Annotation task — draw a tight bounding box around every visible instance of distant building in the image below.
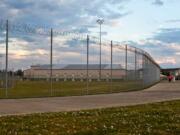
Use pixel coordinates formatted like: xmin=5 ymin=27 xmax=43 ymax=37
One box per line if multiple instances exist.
xmin=161 ymin=68 xmax=180 ymax=80
xmin=23 ymin=64 xmax=126 ymax=80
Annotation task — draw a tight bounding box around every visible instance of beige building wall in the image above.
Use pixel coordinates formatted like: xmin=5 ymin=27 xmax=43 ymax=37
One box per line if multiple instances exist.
xmin=24 ymin=69 xmax=126 ymax=79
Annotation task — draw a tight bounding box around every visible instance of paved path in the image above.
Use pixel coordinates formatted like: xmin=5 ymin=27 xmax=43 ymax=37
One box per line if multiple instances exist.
xmin=0 ymin=81 xmax=180 ymax=116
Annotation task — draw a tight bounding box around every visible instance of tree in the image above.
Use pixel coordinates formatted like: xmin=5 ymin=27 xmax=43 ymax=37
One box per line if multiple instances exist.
xmin=15 ymin=69 xmax=23 ymax=77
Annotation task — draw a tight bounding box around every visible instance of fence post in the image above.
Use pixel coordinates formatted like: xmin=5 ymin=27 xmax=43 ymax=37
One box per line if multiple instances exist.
xmin=125 ymin=45 xmax=127 ymax=81
xmin=50 ymin=28 xmax=53 ymax=96
xmin=135 ymin=47 xmax=137 ymax=80
xmin=86 ymin=35 xmax=89 ymax=95
xmin=99 ymin=25 xmax=102 ymax=81
xmin=12 ymin=68 xmax=14 ymax=88
xmin=110 ymin=41 xmax=113 ymax=92
xmin=5 ymin=20 xmax=8 ymax=98
xmin=142 ymin=54 xmax=145 ymax=88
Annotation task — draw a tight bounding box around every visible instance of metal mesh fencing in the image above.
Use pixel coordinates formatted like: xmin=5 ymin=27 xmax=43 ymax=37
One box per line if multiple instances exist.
xmin=0 ymin=20 xmax=160 ymax=98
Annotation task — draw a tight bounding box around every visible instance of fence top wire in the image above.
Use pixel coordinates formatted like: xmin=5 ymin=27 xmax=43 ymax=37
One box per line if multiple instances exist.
xmin=0 ymin=19 xmax=160 ymax=69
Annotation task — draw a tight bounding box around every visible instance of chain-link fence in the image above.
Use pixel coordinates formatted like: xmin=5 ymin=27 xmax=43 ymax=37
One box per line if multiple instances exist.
xmin=0 ymin=20 xmax=160 ymax=98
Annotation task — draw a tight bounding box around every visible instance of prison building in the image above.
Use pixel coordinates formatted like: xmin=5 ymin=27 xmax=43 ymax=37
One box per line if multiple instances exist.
xmin=23 ymin=64 xmax=126 ymax=80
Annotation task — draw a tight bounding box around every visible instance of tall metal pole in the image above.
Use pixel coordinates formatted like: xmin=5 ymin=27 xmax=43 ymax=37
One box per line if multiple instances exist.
xmin=50 ymin=28 xmax=53 ymax=96
xmin=99 ymin=24 xmax=101 ymax=80
xmin=5 ymin=20 xmax=8 ymax=98
xmin=86 ymin=35 xmax=89 ymax=94
xmin=142 ymin=54 xmax=145 ymax=88
xmin=110 ymin=41 xmax=113 ymax=92
xmin=97 ymin=19 xmax=104 ymax=81
xmin=135 ymin=47 xmax=137 ymax=80
xmin=125 ymin=45 xmax=127 ymax=81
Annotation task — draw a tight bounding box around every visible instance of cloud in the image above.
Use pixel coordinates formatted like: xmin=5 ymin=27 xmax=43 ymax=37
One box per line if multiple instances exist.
xmin=156 ymin=57 xmax=176 ymax=64
xmin=166 ymin=19 xmax=180 ymax=23
xmin=0 ymin=0 xmax=130 ymax=29
xmin=152 ymin=0 xmax=164 ymax=6
xmin=124 ymin=31 xmax=180 ymax=68
xmin=152 ymin=28 xmax=180 ymax=43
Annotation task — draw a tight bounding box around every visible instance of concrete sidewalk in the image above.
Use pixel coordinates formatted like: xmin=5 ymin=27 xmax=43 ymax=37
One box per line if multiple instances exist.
xmin=0 ymin=81 xmax=180 ymax=116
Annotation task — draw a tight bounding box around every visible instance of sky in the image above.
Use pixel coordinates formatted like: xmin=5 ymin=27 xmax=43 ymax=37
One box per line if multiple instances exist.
xmin=0 ymin=0 xmax=180 ymax=69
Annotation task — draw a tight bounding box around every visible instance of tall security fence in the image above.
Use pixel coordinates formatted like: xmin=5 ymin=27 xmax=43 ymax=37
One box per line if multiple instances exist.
xmin=0 ymin=20 xmax=160 ymax=98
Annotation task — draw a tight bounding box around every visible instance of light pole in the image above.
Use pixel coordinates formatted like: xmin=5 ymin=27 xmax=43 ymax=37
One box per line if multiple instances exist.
xmin=96 ymin=18 xmax=104 ymax=80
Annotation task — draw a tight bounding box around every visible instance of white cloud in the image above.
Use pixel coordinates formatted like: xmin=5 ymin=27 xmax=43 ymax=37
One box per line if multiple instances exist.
xmin=156 ymin=57 xmax=176 ymax=65
xmin=169 ymin=43 xmax=180 ymax=51
xmin=175 ymin=52 xmax=180 ymax=55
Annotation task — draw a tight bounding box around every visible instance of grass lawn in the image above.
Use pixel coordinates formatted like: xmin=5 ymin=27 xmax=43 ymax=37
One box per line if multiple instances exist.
xmin=0 ymin=100 xmax=179 ymax=135
xmin=0 ymin=80 xmax=143 ymax=98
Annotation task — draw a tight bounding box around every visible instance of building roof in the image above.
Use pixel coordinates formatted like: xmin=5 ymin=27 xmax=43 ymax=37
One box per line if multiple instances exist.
xmin=162 ymin=68 xmax=180 ymax=71
xmin=31 ymin=64 xmax=123 ymax=70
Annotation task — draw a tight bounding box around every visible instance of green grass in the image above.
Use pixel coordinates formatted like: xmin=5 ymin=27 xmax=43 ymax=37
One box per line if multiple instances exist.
xmin=0 ymin=100 xmax=180 ymax=135
xmin=0 ymin=80 xmax=143 ymax=99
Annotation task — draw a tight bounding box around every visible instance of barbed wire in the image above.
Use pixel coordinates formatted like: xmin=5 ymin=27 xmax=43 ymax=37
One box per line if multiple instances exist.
xmin=0 ymin=19 xmax=88 ymax=39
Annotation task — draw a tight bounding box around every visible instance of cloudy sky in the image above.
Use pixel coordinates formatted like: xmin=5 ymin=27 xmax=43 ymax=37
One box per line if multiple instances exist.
xmin=0 ymin=0 xmax=180 ymax=69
